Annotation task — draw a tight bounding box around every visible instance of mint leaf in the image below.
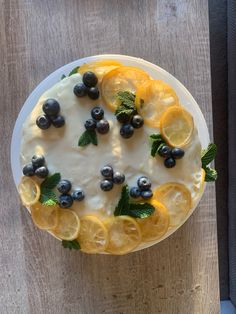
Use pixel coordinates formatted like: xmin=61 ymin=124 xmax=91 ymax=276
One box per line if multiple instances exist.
xmin=62 ymin=239 xmax=81 ymax=250
xmin=149 ymin=133 xmax=165 ymax=157
xmin=115 ymin=91 xmax=137 ymax=120
xmin=61 ymin=74 xmax=66 ymax=80
xmin=117 ymin=91 xmax=135 ymax=107
xmin=201 ymin=143 xmax=217 ymax=168
xmin=129 ymin=203 xmax=155 ymax=218
xmin=78 ymin=130 xmax=98 ymax=147
xmin=68 ymin=66 xmax=80 ymax=76
xmin=114 ymin=185 xmax=130 ymax=216
xmin=41 ymin=173 xmax=61 ymax=190
xmin=40 ymin=189 xmax=58 ymax=205
xmin=204 ymin=166 xmax=218 ymax=182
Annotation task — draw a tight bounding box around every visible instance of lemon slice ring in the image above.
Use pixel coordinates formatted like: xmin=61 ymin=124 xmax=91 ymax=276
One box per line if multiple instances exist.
xmin=77 ymin=215 xmax=108 ymax=253
xmin=104 ymin=216 xmax=141 ymax=255
xmin=101 ymin=66 xmax=150 ymax=111
xmin=30 ymin=202 xmax=59 ymax=230
xmin=135 ymin=80 xmax=179 ymax=128
xmin=153 ymin=182 xmax=192 ymax=227
xmin=160 ymin=106 xmax=194 ymax=147
xmin=18 ymin=177 xmax=40 ymax=206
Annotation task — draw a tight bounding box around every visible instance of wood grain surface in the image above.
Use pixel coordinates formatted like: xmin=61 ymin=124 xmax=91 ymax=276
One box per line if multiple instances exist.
xmin=0 ymin=0 xmax=219 ymax=313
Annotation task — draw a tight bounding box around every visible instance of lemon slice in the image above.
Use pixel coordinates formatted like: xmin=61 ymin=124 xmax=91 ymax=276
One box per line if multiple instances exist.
xmin=101 ymin=66 xmax=150 ymax=111
xmin=51 ymin=209 xmax=80 ymax=241
xmin=191 ymin=168 xmax=206 ymax=206
xmin=77 ymin=215 xmax=108 ymax=253
xmin=104 ymin=216 xmax=141 ymax=255
xmin=135 ymin=80 xmax=179 ymax=128
xmin=30 ymin=202 xmax=59 ymax=230
xmin=137 ymin=200 xmax=169 ymax=242
xmin=78 ymin=60 xmax=122 ymax=82
xmin=153 ymin=183 xmax=192 ymax=227
xmin=160 ymin=106 xmax=194 ymax=147
xmin=18 ymin=177 xmax=40 ymax=206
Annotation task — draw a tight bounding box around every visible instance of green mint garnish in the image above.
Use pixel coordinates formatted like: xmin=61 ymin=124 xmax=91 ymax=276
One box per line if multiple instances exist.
xmin=114 ymin=185 xmax=155 ymax=219
xmin=149 ymin=133 xmax=166 ymax=157
xmin=201 ymin=143 xmax=217 ymax=182
xmin=78 ymin=129 xmax=98 ymax=147
xmin=62 ymin=239 xmax=81 ymax=250
xmin=115 ymin=91 xmax=137 ymax=121
xmin=68 ymin=66 xmax=80 ymax=76
xmin=61 ymin=74 xmax=66 ymax=80
xmin=39 ymin=173 xmax=61 ymax=206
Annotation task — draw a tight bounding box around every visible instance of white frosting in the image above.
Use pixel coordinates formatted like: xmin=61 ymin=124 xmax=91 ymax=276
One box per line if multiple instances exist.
xmin=20 ymin=74 xmax=202 ymax=221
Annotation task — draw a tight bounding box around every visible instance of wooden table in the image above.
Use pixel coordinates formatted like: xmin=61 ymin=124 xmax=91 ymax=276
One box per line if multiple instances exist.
xmin=0 ymin=1 xmax=220 ymax=313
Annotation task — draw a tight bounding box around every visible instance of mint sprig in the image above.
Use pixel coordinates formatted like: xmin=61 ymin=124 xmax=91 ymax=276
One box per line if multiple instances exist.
xmin=39 ymin=173 xmax=61 ymax=206
xmin=115 ymin=91 xmax=137 ymax=121
xmin=114 ymin=185 xmax=155 ymax=219
xmin=201 ymin=143 xmax=217 ymax=182
xmin=149 ymin=133 xmax=166 ymax=157
xmin=62 ymin=240 xmax=81 ymax=250
xmin=68 ymin=66 xmax=80 ymax=76
xmin=78 ymin=129 xmax=98 ymax=147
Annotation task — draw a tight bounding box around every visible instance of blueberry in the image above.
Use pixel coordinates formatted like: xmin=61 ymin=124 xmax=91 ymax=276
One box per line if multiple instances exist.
xmin=120 ymin=124 xmax=134 ymax=139
xmin=130 ymin=187 xmax=141 ymax=199
xmin=91 ymin=106 xmax=104 ymax=120
xmin=116 ymin=113 xmax=130 ymax=124
xmin=131 ymin=115 xmax=144 ymax=129
xmin=84 ymin=119 xmax=96 ymax=131
xmin=158 ymin=145 xmax=171 ymax=158
xmin=137 ymin=176 xmax=152 ymax=191
xmin=88 ymin=87 xmax=99 ymax=100
xmin=72 ymin=188 xmax=85 ymax=201
xmin=141 ymin=189 xmax=153 ymax=199
xmin=171 ymin=147 xmax=185 ymax=159
xmin=42 ymin=99 xmax=60 ymax=116
xmin=51 ymin=115 xmax=65 ymax=128
xmin=57 ymin=179 xmax=72 ymax=194
xmin=31 ymin=155 xmax=45 ymax=168
xmin=36 ymin=115 xmax=51 ymax=130
xmin=101 ymin=165 xmax=113 ymax=178
xmin=35 ymin=166 xmax=49 ymax=178
xmin=113 ymin=172 xmax=125 ymax=184
xmin=96 ymin=119 xmax=110 ymax=134
xmin=59 ymin=194 xmax=73 ymax=208
xmin=100 ymin=179 xmax=113 ymax=191
xmin=83 ymin=71 xmax=98 ymax=87
xmin=73 ymin=83 xmax=88 ymax=97
xmin=164 ymin=157 xmax=176 ymax=168
xmin=22 ymin=164 xmax=35 ymax=176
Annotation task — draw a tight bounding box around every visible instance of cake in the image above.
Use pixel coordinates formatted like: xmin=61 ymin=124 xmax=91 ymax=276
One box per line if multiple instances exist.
xmin=17 ymin=57 xmax=217 ymax=255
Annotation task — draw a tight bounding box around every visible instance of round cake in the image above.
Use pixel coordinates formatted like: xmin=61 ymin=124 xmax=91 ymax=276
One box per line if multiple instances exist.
xmin=14 ymin=55 xmax=217 ymax=255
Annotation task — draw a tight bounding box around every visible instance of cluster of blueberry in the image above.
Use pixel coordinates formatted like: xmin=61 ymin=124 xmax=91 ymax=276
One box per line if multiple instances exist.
xmin=84 ymin=106 xmax=110 ymax=134
xmin=158 ymin=145 xmax=185 ymax=168
xmin=23 ymin=155 xmax=49 ymax=178
xmin=100 ymin=165 xmax=125 ymax=191
xmin=130 ymin=176 xmax=153 ymax=200
xmin=117 ymin=113 xmax=144 ymax=139
xmin=74 ymin=71 xmax=99 ymax=100
xmin=36 ymin=99 xmax=65 ymax=130
xmin=57 ymin=179 xmax=85 ymax=208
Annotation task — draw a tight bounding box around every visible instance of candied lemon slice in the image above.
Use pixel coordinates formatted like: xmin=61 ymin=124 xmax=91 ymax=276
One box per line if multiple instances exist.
xmin=137 ymin=200 xmax=169 ymax=242
xmin=18 ymin=177 xmax=40 ymax=206
xmin=160 ymin=106 xmax=194 ymax=147
xmin=77 ymin=215 xmax=108 ymax=253
xmin=191 ymin=168 xmax=206 ymax=206
xmin=101 ymin=66 xmax=150 ymax=111
xmin=30 ymin=202 xmax=59 ymax=230
xmin=135 ymin=80 xmax=179 ymax=128
xmin=51 ymin=209 xmax=80 ymax=241
xmin=153 ymin=183 xmax=192 ymax=227
xmin=78 ymin=60 xmax=122 ymax=82
xmin=104 ymin=216 xmax=141 ymax=255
